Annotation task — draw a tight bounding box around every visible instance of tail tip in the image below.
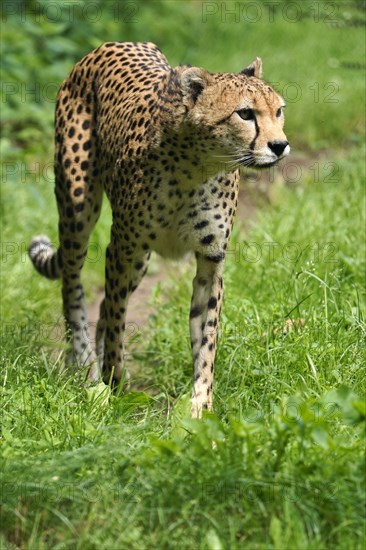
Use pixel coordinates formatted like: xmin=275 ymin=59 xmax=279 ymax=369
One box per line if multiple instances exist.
xmin=28 ymin=235 xmax=53 ymax=261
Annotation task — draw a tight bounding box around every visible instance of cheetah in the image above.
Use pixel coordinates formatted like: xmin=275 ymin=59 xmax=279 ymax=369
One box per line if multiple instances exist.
xmin=29 ymin=42 xmax=290 ymax=418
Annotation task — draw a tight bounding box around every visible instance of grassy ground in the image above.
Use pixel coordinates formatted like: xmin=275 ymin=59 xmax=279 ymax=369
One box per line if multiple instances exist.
xmin=1 ymin=1 xmax=365 ymax=549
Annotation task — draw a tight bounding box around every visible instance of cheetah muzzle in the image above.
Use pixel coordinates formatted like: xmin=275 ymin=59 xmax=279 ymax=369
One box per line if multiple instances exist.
xmin=28 ymin=42 xmax=290 ymax=418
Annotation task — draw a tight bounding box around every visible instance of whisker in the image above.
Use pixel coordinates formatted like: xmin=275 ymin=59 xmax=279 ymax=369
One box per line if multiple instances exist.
xmin=209 ymin=150 xmax=256 ymax=171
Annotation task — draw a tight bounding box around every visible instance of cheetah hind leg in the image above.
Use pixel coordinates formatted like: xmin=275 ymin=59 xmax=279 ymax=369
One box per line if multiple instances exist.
xmin=62 ymin=273 xmax=100 ymax=384
xmin=28 ymin=234 xmax=100 ymax=382
xmin=58 ymin=215 xmax=103 ymax=383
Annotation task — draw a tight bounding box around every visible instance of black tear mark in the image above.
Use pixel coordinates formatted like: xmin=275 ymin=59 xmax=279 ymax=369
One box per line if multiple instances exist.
xmin=249 ymin=117 xmax=260 ymax=151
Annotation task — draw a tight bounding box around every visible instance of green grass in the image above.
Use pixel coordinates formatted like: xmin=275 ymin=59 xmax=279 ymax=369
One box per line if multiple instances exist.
xmin=1 ymin=1 xmax=366 ymax=548
xmin=1 ymin=149 xmax=365 ymax=549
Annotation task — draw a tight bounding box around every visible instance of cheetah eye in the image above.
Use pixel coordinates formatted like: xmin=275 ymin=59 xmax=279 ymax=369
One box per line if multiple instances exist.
xmin=276 ymin=108 xmax=283 ymax=118
xmin=237 ymin=108 xmax=255 ymax=121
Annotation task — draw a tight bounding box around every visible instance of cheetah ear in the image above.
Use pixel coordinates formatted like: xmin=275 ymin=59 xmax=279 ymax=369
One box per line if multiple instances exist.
xmin=181 ymin=67 xmax=213 ymax=104
xmin=241 ymin=57 xmax=263 ymax=78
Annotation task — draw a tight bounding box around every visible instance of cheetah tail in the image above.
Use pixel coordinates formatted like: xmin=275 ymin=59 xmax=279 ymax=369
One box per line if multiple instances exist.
xmin=28 ymin=235 xmax=62 ymax=280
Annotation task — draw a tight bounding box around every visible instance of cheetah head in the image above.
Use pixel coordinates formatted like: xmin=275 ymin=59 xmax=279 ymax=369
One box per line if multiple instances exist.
xmin=180 ymin=58 xmax=290 ymax=169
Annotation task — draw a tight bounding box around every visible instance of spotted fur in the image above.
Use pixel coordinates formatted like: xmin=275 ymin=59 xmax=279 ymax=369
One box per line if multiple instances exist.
xmin=29 ymin=42 xmax=289 ymax=417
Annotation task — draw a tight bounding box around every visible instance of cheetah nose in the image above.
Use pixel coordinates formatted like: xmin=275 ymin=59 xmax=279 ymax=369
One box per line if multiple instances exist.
xmin=268 ymin=140 xmax=289 ymax=157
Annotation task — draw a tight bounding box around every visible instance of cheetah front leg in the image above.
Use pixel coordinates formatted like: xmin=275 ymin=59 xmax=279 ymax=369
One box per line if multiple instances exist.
xmin=102 ymin=230 xmax=150 ymax=386
xmin=96 ymin=298 xmax=106 ymax=371
xmin=190 ymin=254 xmax=224 ymax=418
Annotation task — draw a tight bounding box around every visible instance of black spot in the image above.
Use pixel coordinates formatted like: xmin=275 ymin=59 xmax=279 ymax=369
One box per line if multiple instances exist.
xmin=208 ymin=297 xmax=217 ymax=309
xmin=207 ymin=253 xmax=224 ymax=263
xmin=190 ymin=305 xmax=203 ymax=318
xmin=73 ymin=187 xmax=83 ymax=197
xmin=194 ymin=220 xmax=209 ymax=230
xmin=200 ymin=234 xmax=214 ymax=245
